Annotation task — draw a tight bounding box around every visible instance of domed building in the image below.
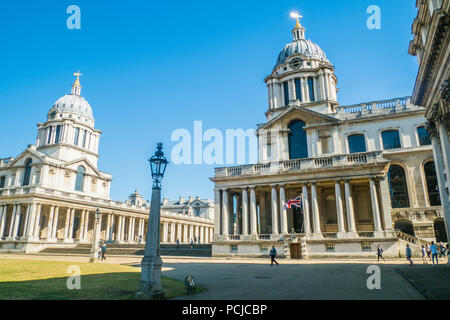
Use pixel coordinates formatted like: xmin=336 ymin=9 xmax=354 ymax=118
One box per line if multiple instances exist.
xmin=211 ymin=18 xmax=445 ymax=259
xmin=0 ymin=74 xmax=214 ymax=253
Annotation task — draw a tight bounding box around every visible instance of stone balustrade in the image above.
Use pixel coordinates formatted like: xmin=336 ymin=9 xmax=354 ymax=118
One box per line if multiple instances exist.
xmin=214 ymin=151 xmax=385 ymax=178
xmin=335 ymin=96 xmax=412 ymax=120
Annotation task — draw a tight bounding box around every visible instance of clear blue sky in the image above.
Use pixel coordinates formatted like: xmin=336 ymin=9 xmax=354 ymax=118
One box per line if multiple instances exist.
xmin=0 ymin=1 xmax=418 ymax=202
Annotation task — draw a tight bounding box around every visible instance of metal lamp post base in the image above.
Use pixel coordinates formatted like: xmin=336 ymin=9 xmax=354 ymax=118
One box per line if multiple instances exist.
xmin=136 ymin=255 xmax=165 ymax=300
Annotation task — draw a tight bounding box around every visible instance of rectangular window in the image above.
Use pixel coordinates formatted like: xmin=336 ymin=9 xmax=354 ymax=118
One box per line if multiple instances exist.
xmin=325 ymin=243 xmax=335 ymax=252
xmin=295 ymin=78 xmax=302 ymax=101
xmin=417 ymin=126 xmax=431 ymax=146
xmin=0 ymin=176 xmax=5 ymax=189
xmin=47 ymin=127 xmax=53 ymax=144
xmin=260 ymin=244 xmax=268 ymax=253
xmin=54 ymin=125 xmax=61 ymax=144
xmin=308 ymin=77 xmax=315 ymax=102
xmin=231 ymin=244 xmax=238 ymax=252
xmin=82 ymin=130 xmax=87 ymax=148
xmin=382 ymin=130 xmax=401 ymax=150
xmin=362 ymin=242 xmax=372 ymax=252
xmin=283 ymin=81 xmax=289 ymax=106
xmin=348 ymin=134 xmax=367 ymax=153
xmin=74 ymin=128 xmax=80 ymax=146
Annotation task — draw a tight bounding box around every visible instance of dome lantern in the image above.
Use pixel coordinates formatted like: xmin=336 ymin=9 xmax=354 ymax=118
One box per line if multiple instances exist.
xmin=71 ymin=71 xmax=83 ymax=95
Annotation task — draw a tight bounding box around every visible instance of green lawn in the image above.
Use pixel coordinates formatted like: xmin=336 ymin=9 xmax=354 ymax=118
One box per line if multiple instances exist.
xmin=0 ymin=259 xmax=191 ymax=300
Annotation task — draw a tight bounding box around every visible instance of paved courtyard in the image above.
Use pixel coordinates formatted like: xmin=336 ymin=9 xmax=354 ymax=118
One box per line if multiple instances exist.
xmin=1 ymin=254 xmax=448 ymax=300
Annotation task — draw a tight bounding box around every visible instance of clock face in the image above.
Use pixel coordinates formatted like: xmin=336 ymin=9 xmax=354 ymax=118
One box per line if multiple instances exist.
xmin=50 ymin=111 xmax=57 ymax=119
xmin=289 ymin=57 xmax=303 ymax=70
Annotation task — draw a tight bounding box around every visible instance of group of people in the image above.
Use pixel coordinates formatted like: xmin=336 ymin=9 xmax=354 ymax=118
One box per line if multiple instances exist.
xmin=377 ymin=241 xmax=448 ymax=265
xmin=419 ymin=241 xmax=448 ymax=265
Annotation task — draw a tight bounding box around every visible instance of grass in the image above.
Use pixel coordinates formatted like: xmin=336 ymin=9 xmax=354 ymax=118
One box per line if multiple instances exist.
xmin=0 ymin=259 xmax=195 ymax=300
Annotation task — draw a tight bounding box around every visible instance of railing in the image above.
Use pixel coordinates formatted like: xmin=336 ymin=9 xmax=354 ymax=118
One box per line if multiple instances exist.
xmin=227 ymin=235 xmax=241 ymax=240
xmin=395 ymin=230 xmax=430 ymax=247
xmin=257 ymin=234 xmax=271 ymax=240
xmin=358 ymin=232 xmax=375 ymax=238
xmin=215 ymin=151 xmax=385 ymax=178
xmin=322 ymin=232 xmax=338 ymax=239
xmin=335 ymin=97 xmax=413 ymax=119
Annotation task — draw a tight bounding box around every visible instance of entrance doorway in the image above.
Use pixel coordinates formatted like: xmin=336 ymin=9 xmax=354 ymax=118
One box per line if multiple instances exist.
xmin=290 ymin=243 xmax=302 ymax=259
xmin=293 ymin=207 xmax=304 ymax=233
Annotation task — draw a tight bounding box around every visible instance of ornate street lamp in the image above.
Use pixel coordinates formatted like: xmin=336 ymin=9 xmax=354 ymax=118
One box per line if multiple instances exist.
xmin=89 ymin=208 xmax=102 ymax=263
xmin=136 ymin=143 xmax=168 ymax=299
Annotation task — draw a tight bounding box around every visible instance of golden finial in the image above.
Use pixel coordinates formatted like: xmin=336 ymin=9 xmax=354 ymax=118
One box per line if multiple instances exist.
xmin=290 ymin=12 xmax=302 ymax=28
xmin=73 ymin=71 xmax=83 ymax=85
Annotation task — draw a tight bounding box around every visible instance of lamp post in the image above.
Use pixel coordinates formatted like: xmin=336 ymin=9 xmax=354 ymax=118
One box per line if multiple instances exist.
xmin=136 ymin=143 xmax=168 ymax=299
xmin=89 ymin=208 xmax=102 ymax=263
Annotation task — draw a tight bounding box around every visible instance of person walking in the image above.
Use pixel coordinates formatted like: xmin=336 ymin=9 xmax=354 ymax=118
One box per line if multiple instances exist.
xmin=406 ymin=244 xmax=413 ymax=265
xmin=269 ymin=246 xmax=279 ymax=266
xmin=430 ymin=241 xmax=439 ymax=265
xmin=101 ymin=243 xmax=107 ymax=261
xmin=176 ymin=239 xmax=180 ymax=250
xmin=426 ymin=244 xmax=431 ymax=261
xmin=376 ymin=245 xmax=385 ymax=262
xmin=421 ymin=245 xmax=427 ymax=264
xmin=190 ymin=238 xmax=194 ymax=248
xmin=439 ymin=242 xmax=446 ymax=258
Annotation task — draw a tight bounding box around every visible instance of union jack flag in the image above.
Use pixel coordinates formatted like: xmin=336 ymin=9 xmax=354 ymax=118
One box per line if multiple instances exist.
xmin=283 ymin=194 xmax=303 ymax=212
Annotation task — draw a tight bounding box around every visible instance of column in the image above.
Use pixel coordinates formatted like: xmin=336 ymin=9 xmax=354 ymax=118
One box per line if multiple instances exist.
xmin=302 ymin=184 xmax=311 ymax=235
xmin=200 ymin=226 xmax=204 ymax=243
xmin=430 ymin=134 xmax=450 ymax=244
xmin=63 ymin=208 xmax=71 ymax=241
xmin=51 ymin=206 xmax=59 ymax=240
xmin=79 ymin=210 xmax=86 ymax=240
xmin=183 ymin=224 xmax=188 ymax=243
xmin=0 ymin=205 xmax=6 ymax=239
xmin=131 ymin=217 xmax=136 ymax=242
xmin=249 ymin=187 xmax=257 ymax=235
xmin=301 ymin=77 xmax=308 ymax=103
xmin=335 ymin=181 xmax=346 ymax=237
xmin=46 ymin=206 xmax=55 ymax=241
xmin=438 ymin=122 xmax=450 ymax=198
xmin=214 ymin=189 xmax=221 ymax=237
xmin=12 ymin=205 xmax=22 ymax=238
xmin=25 ymin=203 xmax=37 ymax=239
xmin=344 ymin=180 xmax=358 ymax=236
xmin=222 ymin=189 xmax=229 ymax=235
xmin=106 ymin=214 xmax=111 ymax=241
xmin=83 ymin=211 xmax=90 ymax=241
xmin=241 ymin=188 xmax=249 ymax=235
xmin=177 ymin=223 xmax=182 ymax=243
xmin=311 ymin=183 xmax=322 ymax=238
xmin=8 ymin=205 xmax=17 ymax=239
xmin=369 ymin=178 xmax=384 ymax=237
xmin=271 ymin=185 xmax=279 ymax=235
xmin=128 ymin=217 xmax=133 ymax=242
xmin=117 ymin=215 xmax=123 ymax=242
xmin=379 ymin=176 xmax=394 ymax=237
xmin=22 ymin=204 xmax=31 ymax=239
xmin=163 ymin=221 xmax=168 ymax=243
xmin=33 ymin=204 xmax=42 ymax=240
xmin=68 ymin=208 xmax=75 ymax=240
xmin=279 ymin=185 xmax=288 ymax=234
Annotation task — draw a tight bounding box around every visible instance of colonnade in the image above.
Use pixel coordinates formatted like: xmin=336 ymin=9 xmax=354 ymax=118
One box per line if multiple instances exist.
xmin=160 ymin=220 xmax=213 ymax=244
xmin=215 ymin=176 xmax=394 ymax=239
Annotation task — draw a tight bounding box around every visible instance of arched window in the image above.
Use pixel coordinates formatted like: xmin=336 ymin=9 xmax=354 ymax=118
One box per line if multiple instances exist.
xmin=382 ymin=130 xmax=401 ymax=150
xmin=75 ymin=166 xmax=85 ymax=192
xmin=54 ymin=125 xmax=62 ymax=144
xmin=22 ymin=158 xmax=32 ymax=186
xmin=388 ymin=165 xmax=410 ymax=208
xmin=424 ymin=161 xmax=441 ymax=206
xmin=288 ymin=120 xmax=308 ymax=159
xmin=417 ymin=126 xmax=431 ymax=146
xmin=348 ymin=134 xmax=366 ymax=153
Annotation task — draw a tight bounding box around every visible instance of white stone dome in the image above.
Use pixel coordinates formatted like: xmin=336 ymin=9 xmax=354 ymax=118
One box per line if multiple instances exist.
xmin=275 ymin=39 xmax=329 ymax=68
xmin=52 ymin=94 xmax=93 ymax=120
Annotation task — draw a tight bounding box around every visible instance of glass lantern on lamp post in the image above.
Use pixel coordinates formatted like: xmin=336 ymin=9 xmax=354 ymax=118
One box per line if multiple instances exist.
xmin=136 ymin=143 xmax=168 ymax=299
xmin=89 ymin=208 xmax=101 ymax=263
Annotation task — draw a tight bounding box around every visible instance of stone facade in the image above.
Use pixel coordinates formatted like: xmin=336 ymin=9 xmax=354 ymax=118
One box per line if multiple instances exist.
xmin=210 ymin=18 xmax=445 ymax=259
xmin=0 ymin=75 xmax=213 ymax=253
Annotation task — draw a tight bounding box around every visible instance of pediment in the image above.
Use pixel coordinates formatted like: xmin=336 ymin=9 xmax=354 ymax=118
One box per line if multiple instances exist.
xmin=259 ymin=106 xmax=338 ymax=131
xmin=62 ymin=158 xmax=102 ymax=176
xmin=6 ymin=148 xmax=46 ymax=167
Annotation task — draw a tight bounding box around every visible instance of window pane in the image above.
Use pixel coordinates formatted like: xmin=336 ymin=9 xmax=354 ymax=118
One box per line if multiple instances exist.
xmin=424 ymin=161 xmax=441 ymax=206
xmin=348 ymin=134 xmax=366 ymax=153
xmin=388 ymin=165 xmax=410 ymax=208
xmin=74 ymin=128 xmax=80 ymax=146
xmin=417 ymin=126 xmax=431 ymax=146
xmin=47 ymin=127 xmax=53 ymax=144
xmin=307 ymin=77 xmax=315 ymax=102
xmin=283 ymin=81 xmax=289 ymax=106
xmin=295 ymin=78 xmax=302 ymax=101
xmin=0 ymin=176 xmax=5 ymax=189
xmin=55 ymin=125 xmax=61 ymax=144
xmin=82 ymin=130 xmax=87 ymax=148
xmin=382 ymin=130 xmax=401 ymax=150
xmin=288 ymin=120 xmax=308 ymax=159
xmin=22 ymin=158 xmax=32 ymax=186
xmin=75 ymin=166 xmax=85 ymax=191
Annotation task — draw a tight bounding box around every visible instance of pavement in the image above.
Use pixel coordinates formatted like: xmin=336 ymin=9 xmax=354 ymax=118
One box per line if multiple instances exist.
xmin=1 ymin=254 xmax=448 ymax=300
